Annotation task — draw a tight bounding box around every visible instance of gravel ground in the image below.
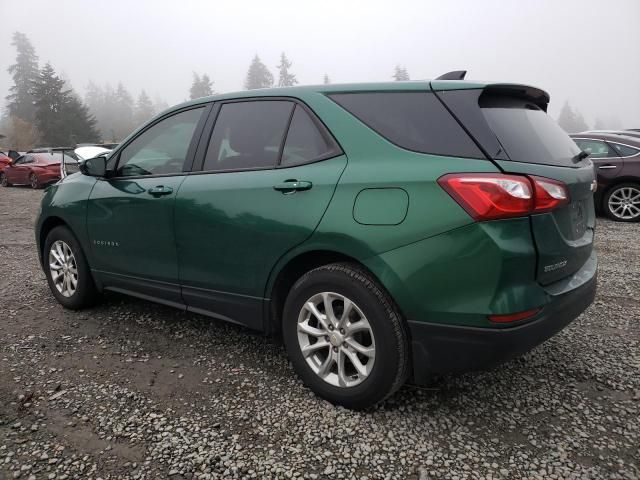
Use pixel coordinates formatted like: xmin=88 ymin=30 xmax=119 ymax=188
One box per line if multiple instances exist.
xmin=0 ymin=186 xmax=638 ymax=480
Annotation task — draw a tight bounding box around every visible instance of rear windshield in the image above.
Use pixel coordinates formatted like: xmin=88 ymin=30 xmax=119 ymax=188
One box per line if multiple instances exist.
xmin=480 ymin=94 xmax=581 ymax=166
xmin=329 ymin=92 xmax=484 ymax=159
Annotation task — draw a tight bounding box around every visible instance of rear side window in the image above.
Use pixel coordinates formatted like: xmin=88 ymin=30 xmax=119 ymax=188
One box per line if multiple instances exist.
xmin=203 ymin=101 xmax=293 ymax=172
xmin=611 ymin=143 xmax=640 ymax=157
xmin=281 ymin=105 xmax=339 ymax=166
xmin=329 ymin=92 xmax=483 ymax=158
xmin=480 ymin=94 xmax=581 ymax=166
xmin=572 ymin=138 xmax=617 ymax=158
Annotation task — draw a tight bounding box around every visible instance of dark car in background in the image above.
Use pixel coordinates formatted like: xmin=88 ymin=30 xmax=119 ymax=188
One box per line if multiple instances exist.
xmin=580 ymin=130 xmax=640 ymax=140
xmin=571 ymin=133 xmax=640 ymax=221
xmin=1 ymin=152 xmax=67 ymax=188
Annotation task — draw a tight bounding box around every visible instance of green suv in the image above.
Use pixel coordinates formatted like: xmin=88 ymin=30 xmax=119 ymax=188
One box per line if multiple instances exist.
xmin=36 ymin=77 xmax=597 ymax=409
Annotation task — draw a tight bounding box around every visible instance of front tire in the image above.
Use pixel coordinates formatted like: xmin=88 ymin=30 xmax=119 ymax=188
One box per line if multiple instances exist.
xmin=282 ymin=263 xmax=409 ymax=409
xmin=604 ymin=183 xmax=640 ymax=222
xmin=44 ymin=226 xmax=99 ymax=309
xmin=0 ymin=172 xmax=10 ymax=187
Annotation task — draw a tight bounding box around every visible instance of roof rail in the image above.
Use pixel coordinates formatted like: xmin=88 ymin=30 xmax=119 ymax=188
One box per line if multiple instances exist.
xmin=436 ymin=70 xmax=467 ymax=80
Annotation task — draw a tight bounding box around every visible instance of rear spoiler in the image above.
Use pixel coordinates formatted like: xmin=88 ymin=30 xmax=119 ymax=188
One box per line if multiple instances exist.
xmin=482 ymin=84 xmax=550 ymax=112
xmin=436 ymin=70 xmax=467 ymax=81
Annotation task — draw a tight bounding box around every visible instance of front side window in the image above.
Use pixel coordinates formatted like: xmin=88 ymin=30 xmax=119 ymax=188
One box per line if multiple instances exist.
xmin=611 ymin=143 xmax=640 ymax=157
xmin=329 ymin=92 xmax=483 ymax=158
xmin=281 ymin=105 xmax=338 ymax=166
xmin=573 ymin=139 xmax=617 ymax=159
xmin=116 ymin=107 xmax=204 ymax=177
xmin=203 ymin=101 xmax=293 ymax=172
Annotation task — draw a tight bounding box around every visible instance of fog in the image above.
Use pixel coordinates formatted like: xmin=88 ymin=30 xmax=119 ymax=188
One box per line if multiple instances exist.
xmin=1 ymin=0 xmax=639 ymax=127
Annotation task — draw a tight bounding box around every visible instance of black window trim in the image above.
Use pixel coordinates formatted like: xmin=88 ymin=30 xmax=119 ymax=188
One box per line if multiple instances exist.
xmin=326 ymin=90 xmax=486 ymax=160
xmin=106 ymin=103 xmax=212 ymax=181
xmin=609 ymin=141 xmax=640 ymax=159
xmin=191 ymin=96 xmax=344 ymax=175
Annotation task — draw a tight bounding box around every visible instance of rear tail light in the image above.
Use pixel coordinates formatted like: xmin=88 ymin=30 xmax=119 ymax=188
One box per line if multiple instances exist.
xmin=530 ymin=176 xmax=569 ymax=212
xmin=438 ymin=173 xmax=569 ymax=221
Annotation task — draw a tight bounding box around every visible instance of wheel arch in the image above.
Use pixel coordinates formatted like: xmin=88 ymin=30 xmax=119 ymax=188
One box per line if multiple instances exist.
xmin=38 ymin=216 xmax=72 ymax=267
xmin=265 ymin=248 xmax=405 ymax=339
xmin=601 ymin=177 xmax=640 ymax=209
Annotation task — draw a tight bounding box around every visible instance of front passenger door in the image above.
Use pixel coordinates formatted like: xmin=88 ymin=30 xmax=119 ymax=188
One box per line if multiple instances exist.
xmin=87 ymin=106 xmax=207 ymax=305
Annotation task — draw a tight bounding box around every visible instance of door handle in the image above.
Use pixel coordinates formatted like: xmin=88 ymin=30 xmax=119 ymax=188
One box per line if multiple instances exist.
xmin=273 ymin=180 xmax=313 ymax=194
xmin=147 ymin=185 xmax=173 ymax=196
xmin=598 ymin=165 xmax=617 ymax=170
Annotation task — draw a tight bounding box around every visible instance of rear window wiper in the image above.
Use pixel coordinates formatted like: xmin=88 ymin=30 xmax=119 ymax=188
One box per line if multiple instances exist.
xmin=572 ymin=151 xmax=589 ymax=163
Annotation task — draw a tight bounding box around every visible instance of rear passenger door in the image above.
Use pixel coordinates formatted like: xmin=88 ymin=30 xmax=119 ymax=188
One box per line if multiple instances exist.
xmin=175 ymin=99 xmax=347 ymax=329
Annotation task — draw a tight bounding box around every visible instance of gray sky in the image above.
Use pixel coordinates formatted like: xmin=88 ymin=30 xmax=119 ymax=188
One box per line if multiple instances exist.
xmin=1 ymin=0 xmax=639 ymax=127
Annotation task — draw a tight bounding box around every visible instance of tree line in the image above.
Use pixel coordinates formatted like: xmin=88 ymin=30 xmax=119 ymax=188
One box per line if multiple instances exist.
xmin=2 ymin=31 xmax=620 ymax=149
xmin=1 ymin=32 xmax=169 ymax=148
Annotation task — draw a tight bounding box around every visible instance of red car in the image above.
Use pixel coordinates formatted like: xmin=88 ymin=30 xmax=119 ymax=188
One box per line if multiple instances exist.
xmin=0 ymin=152 xmax=63 ymax=189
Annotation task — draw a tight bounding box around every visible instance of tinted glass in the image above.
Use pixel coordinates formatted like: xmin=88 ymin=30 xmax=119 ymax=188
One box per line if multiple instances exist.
xmin=573 ymin=139 xmax=617 ymax=159
xmin=203 ymin=101 xmax=293 ymax=171
xmin=329 ymin=92 xmax=483 ymax=158
xmin=611 ymin=143 xmax=640 ymax=157
xmin=116 ymin=107 xmax=204 ymax=177
xmin=480 ymin=95 xmax=581 ymax=166
xmin=281 ymin=106 xmax=337 ymax=166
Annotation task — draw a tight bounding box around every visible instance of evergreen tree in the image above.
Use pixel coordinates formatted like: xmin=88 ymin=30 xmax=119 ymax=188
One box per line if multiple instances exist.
xmin=114 ymin=83 xmax=134 ymax=140
xmin=32 ymin=63 xmax=70 ymax=145
xmin=62 ymin=95 xmax=100 ymax=144
xmin=557 ymin=101 xmax=589 ymax=133
xmin=134 ymin=90 xmax=155 ymax=125
xmin=244 ymin=55 xmax=274 ymax=90
xmin=277 ymin=52 xmax=297 ymax=87
xmin=6 ymin=32 xmax=40 ymax=122
xmin=189 ymin=72 xmax=214 ymax=99
xmin=32 ymin=63 xmax=99 ymax=145
xmin=392 ymin=65 xmax=410 ymax=81
xmin=323 ymin=74 xmax=331 ymax=85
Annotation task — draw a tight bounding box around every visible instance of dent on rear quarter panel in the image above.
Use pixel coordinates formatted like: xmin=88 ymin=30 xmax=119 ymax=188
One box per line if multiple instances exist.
xmin=367 ymin=219 xmax=548 ymax=328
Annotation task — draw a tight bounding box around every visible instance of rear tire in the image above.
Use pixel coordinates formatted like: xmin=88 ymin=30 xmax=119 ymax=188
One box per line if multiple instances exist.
xmin=29 ymin=172 xmax=40 ymax=189
xmin=0 ymin=172 xmax=10 ymax=187
xmin=44 ymin=226 xmax=99 ymax=309
xmin=282 ymin=263 xmax=409 ymax=409
xmin=603 ymin=183 xmax=640 ymax=222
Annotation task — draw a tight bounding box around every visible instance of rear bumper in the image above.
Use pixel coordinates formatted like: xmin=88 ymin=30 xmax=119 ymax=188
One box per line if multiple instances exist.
xmin=408 ymin=259 xmax=597 ymax=384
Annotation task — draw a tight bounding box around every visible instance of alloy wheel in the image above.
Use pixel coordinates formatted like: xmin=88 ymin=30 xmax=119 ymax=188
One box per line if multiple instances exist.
xmin=0 ymin=174 xmax=7 ymax=187
xmin=297 ymin=292 xmax=375 ymax=388
xmin=608 ymin=186 xmax=640 ymax=220
xmin=49 ymin=240 xmax=79 ymax=297
xmin=30 ymin=173 xmax=38 ymax=189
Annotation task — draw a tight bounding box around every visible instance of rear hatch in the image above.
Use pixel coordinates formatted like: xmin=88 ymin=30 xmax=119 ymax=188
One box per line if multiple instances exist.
xmin=434 ymin=83 xmax=595 ymax=285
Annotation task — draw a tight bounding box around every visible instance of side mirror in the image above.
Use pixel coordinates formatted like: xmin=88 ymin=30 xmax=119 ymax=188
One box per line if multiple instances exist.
xmin=80 ymin=155 xmax=107 ymax=177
